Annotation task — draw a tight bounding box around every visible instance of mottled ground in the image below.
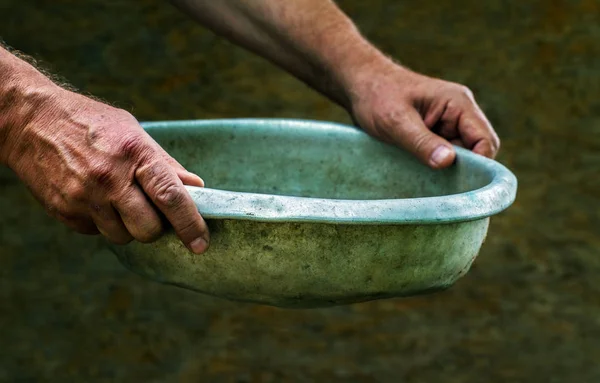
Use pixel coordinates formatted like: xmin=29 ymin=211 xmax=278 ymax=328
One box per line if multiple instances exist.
xmin=1 ymin=0 xmax=599 ymax=381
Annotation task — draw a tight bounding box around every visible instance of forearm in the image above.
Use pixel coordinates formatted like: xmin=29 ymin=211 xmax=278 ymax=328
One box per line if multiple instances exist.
xmin=169 ymin=0 xmax=393 ymax=109
xmin=0 ymin=46 xmax=62 ymax=165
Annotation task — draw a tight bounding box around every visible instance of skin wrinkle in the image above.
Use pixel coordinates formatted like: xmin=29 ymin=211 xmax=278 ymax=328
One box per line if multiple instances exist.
xmin=3 ymin=84 xmax=65 ymax=167
xmin=0 ymin=2 xmax=500 ymax=250
xmin=427 ymin=101 xmax=450 ymax=134
xmin=440 ymin=101 xmax=462 ymax=136
xmin=0 ymin=47 xmax=208 ymax=248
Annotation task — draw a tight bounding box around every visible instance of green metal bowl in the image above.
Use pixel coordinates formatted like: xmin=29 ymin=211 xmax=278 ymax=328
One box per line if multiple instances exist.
xmin=108 ymin=119 xmax=517 ymax=308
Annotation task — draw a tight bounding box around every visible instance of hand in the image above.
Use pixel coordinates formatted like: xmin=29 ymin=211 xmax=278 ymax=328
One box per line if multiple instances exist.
xmin=163 ymin=0 xmax=499 ymax=168
xmin=4 ymin=88 xmax=210 ymax=254
xmin=347 ymin=63 xmax=500 ymax=168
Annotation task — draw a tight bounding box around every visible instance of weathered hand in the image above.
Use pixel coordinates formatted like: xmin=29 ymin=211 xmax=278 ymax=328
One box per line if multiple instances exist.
xmin=347 ymin=64 xmax=500 ymax=168
xmin=3 ymin=88 xmax=210 ymax=254
xmin=163 ymin=0 xmax=501 ymax=168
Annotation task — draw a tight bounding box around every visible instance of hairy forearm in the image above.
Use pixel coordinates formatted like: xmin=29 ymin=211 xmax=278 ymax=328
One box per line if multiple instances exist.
xmin=0 ymin=46 xmax=62 ymax=165
xmin=169 ymin=0 xmax=393 ymax=109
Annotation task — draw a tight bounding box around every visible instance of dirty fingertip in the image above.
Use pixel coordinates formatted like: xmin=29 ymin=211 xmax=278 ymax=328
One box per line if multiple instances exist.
xmin=189 ymin=236 xmax=209 ymax=254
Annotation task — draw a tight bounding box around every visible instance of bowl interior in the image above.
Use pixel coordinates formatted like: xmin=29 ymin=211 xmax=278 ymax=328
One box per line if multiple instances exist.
xmin=145 ymin=120 xmax=492 ymax=200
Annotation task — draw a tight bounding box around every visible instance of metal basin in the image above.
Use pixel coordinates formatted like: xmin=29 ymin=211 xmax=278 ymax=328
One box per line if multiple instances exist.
xmin=108 ymin=119 xmax=517 ymax=308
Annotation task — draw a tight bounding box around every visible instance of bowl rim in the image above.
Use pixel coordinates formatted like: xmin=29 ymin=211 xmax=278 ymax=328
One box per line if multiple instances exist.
xmin=142 ymin=118 xmax=518 ymax=225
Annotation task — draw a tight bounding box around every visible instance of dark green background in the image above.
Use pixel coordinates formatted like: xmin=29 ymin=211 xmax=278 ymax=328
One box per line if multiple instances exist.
xmin=1 ymin=0 xmax=599 ymax=381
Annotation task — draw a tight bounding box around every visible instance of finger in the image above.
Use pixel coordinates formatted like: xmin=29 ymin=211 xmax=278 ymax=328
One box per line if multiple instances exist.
xmin=383 ymin=107 xmax=456 ymax=169
xmin=432 ymin=120 xmax=460 ymax=142
xmin=89 ymin=204 xmax=134 ymax=245
xmin=425 ymin=100 xmax=460 ymax=141
xmin=135 ymin=161 xmax=210 ymax=254
xmin=164 ymin=155 xmax=205 ymax=187
xmin=457 ymin=108 xmax=500 ymax=159
xmin=472 ymin=138 xmax=496 ymax=158
xmin=113 ymin=185 xmax=164 ymax=243
xmin=176 ymin=169 xmax=205 ymax=187
xmin=450 ymin=138 xmax=464 ymax=148
xmin=55 ymin=213 xmax=99 ymax=235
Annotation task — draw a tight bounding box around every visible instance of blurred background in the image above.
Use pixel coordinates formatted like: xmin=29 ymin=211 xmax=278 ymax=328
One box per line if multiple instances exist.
xmin=0 ymin=0 xmax=599 ymax=381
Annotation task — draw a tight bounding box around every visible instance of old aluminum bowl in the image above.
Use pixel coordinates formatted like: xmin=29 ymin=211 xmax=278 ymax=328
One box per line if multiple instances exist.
xmin=108 ymin=119 xmax=517 ymax=309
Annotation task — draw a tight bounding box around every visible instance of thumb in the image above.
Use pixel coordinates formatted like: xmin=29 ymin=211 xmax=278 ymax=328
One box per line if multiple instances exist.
xmin=385 ymin=107 xmax=456 ymax=169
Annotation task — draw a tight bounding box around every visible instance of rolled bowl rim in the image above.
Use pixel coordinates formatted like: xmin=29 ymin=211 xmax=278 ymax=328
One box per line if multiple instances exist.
xmin=142 ymin=118 xmax=518 ymax=225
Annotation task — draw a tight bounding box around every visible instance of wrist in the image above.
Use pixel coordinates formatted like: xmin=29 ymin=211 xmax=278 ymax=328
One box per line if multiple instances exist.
xmin=315 ymin=28 xmax=402 ymax=111
xmin=0 ymin=68 xmax=62 ymax=167
xmin=338 ymin=55 xmax=422 ymax=117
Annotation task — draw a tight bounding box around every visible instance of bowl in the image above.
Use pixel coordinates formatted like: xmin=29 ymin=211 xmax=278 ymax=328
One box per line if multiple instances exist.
xmin=108 ymin=119 xmax=517 ymax=308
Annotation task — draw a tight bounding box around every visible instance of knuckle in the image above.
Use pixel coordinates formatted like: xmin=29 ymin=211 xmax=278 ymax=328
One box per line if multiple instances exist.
xmin=371 ymin=108 xmax=409 ymax=141
xmin=176 ymin=215 xmax=202 ymax=237
xmin=65 ymin=182 xmax=87 ymax=203
xmin=443 ymin=100 xmax=462 ymax=119
xmin=45 ymin=194 xmax=98 ymax=234
xmin=117 ymin=134 xmax=146 ymax=160
xmin=412 ymin=132 xmax=431 ymax=156
xmin=137 ymin=220 xmax=164 ymax=243
xmin=89 ymin=162 xmax=114 ymax=187
xmin=449 ymin=83 xmax=474 ymax=100
xmin=460 ymin=85 xmax=475 ymax=100
xmin=375 ymin=108 xmax=404 ymax=127
xmin=154 ymin=181 xmax=185 ymax=208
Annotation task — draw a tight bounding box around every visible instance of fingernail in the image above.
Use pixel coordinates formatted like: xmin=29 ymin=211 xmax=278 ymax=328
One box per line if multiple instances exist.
xmin=186 ymin=172 xmax=205 ymax=187
xmin=189 ymin=237 xmax=208 ymax=254
xmin=192 ymin=173 xmax=205 ymax=187
xmin=430 ymin=146 xmax=453 ymax=167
